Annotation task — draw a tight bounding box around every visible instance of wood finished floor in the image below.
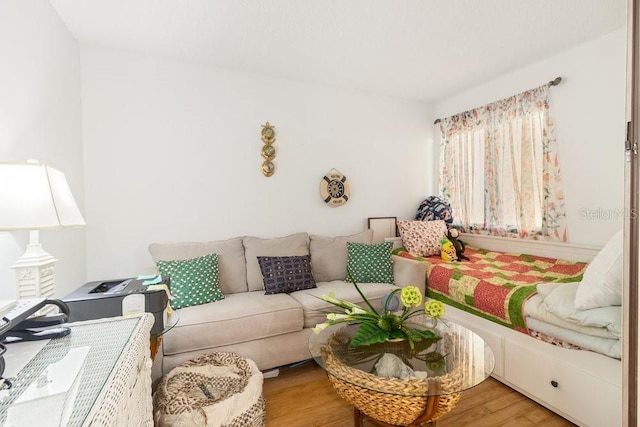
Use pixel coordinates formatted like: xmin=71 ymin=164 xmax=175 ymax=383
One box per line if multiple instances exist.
xmin=262 ymin=361 xmax=576 ymax=427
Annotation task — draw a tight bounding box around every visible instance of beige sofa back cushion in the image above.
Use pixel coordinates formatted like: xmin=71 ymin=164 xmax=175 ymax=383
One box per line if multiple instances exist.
xmin=148 ymin=237 xmax=247 ymax=294
xmin=309 ymin=229 xmax=373 ymax=282
xmin=243 ymin=232 xmax=309 ymax=292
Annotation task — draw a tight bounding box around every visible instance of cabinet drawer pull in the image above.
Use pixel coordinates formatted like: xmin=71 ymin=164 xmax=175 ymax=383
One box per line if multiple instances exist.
xmin=550 ymin=380 xmax=558 ymax=388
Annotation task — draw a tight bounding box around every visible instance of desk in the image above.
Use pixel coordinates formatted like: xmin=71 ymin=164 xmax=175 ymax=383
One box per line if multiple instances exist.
xmin=309 ymin=319 xmax=494 ymax=426
xmin=0 ymin=314 xmax=154 ymax=426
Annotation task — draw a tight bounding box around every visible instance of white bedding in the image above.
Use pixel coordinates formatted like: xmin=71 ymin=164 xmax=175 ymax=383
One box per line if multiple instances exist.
xmin=523 ymin=282 xmax=622 ymax=359
xmin=524 ymin=294 xmax=619 ymax=339
xmin=525 ymin=316 xmax=621 ymax=359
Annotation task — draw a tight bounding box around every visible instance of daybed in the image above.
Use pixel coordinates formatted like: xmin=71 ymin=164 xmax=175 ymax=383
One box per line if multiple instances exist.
xmin=391 ymin=225 xmax=622 ymax=427
xmin=147 ymin=230 xmax=427 ymax=380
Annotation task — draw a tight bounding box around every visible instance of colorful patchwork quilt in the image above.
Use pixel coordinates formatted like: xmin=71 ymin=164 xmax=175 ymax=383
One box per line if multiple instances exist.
xmin=393 ymin=246 xmax=587 ymax=333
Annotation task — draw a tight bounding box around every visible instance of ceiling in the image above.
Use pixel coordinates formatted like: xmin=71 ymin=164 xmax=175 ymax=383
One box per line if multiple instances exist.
xmin=49 ymin=0 xmax=627 ymax=103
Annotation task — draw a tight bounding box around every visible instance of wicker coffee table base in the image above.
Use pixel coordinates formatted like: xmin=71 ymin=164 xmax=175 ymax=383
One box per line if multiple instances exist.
xmin=328 ymin=374 xmax=462 ymax=427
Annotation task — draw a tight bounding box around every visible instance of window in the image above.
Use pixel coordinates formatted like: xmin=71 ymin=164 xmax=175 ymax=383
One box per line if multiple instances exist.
xmin=438 ymin=85 xmax=568 ymax=242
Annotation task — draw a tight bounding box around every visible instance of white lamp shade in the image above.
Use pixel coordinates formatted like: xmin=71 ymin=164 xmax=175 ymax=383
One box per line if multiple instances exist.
xmin=0 ymin=162 xmax=85 ymax=230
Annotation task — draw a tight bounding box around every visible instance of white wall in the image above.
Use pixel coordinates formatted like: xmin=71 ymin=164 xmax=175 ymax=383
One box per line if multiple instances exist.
xmin=3 ymin=8 xmax=619 ymax=289
xmin=0 ymin=0 xmax=86 ymax=299
xmin=80 ymin=48 xmax=434 ymax=280
xmin=433 ymin=29 xmax=627 ymax=246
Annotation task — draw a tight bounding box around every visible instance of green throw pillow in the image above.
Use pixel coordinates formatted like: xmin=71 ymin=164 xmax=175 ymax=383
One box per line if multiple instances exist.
xmin=346 ymin=241 xmax=394 ymax=284
xmin=156 ymin=253 xmax=224 ymax=309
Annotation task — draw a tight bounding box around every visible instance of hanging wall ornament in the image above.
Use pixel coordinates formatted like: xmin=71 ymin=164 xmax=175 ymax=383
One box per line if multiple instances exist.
xmin=320 ymin=168 xmax=350 ymax=207
xmin=261 ymin=122 xmax=276 ymax=177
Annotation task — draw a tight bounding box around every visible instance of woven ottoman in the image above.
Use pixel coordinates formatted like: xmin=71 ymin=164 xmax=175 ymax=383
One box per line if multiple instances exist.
xmin=154 ymin=352 xmax=266 ymax=427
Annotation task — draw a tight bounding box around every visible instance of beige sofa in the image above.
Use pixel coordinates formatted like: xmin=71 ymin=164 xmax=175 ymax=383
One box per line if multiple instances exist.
xmin=148 ymin=230 xmax=426 ymax=377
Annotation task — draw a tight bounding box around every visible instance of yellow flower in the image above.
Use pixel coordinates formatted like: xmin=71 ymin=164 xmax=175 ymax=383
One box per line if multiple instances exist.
xmin=321 ymin=291 xmax=340 ymax=305
xmin=327 ymin=313 xmax=350 ymax=321
xmin=346 ymin=306 xmax=367 ymax=315
xmin=424 ymin=300 xmax=445 ymax=319
xmin=315 ymin=274 xmax=443 ymax=347
xmin=312 ymin=322 xmax=330 ymax=334
xmin=400 ymin=286 xmax=422 ymax=308
xmin=322 ymin=290 xmax=366 ymax=312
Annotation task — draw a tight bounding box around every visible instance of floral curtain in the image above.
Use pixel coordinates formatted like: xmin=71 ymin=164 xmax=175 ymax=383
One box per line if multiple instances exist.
xmin=438 ymin=84 xmax=568 ymax=242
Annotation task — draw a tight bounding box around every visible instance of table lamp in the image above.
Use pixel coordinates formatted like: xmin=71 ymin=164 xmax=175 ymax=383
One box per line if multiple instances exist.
xmin=0 ymin=161 xmax=85 ymax=300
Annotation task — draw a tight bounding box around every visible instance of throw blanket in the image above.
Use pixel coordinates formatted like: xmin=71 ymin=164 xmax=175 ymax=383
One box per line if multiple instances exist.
xmin=394 ymin=247 xmax=587 ymax=333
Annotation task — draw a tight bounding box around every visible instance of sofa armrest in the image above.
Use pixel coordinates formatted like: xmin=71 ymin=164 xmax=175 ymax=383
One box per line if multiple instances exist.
xmin=391 ymin=255 xmax=427 ymax=298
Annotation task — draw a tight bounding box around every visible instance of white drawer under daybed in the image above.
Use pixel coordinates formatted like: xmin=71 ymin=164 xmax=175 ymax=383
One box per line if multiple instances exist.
xmin=443 ymin=302 xmax=621 ymax=427
xmin=505 ymin=338 xmax=620 ymax=426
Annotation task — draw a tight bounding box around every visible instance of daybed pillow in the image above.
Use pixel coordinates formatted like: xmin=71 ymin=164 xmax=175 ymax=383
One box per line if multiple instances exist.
xmin=543 ymin=282 xmax=581 ymax=319
xmin=543 ymin=282 xmax=622 ymax=337
xmin=536 ymin=282 xmax=563 ymax=298
xmin=257 ymin=255 xmax=316 ymax=294
xmin=397 ymin=219 xmax=448 ymax=256
xmin=309 ymin=229 xmax=373 ymax=282
xmin=156 ymin=253 xmax=224 ymax=310
xmin=346 ymin=241 xmax=394 ymax=284
xmin=149 ymin=237 xmax=246 ymax=294
xmin=244 ymin=233 xmax=309 ymax=291
xmin=574 ymin=229 xmax=623 ymax=310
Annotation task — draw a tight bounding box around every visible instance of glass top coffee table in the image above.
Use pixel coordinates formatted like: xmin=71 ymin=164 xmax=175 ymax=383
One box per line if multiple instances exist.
xmin=309 ymin=319 xmax=495 ymax=426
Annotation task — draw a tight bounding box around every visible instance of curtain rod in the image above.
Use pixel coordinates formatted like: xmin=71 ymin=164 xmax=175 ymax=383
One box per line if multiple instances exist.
xmin=433 ymin=76 xmax=562 ymax=125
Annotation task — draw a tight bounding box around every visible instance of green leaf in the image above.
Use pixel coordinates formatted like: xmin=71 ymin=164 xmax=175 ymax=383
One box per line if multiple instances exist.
xmin=347 ymin=270 xmax=379 ymax=316
xmin=405 ymin=326 xmax=441 ymax=342
xmin=350 ymin=322 xmax=390 ymax=347
xmin=380 ymin=313 xmax=402 ymax=330
xmin=389 ymin=329 xmax=405 ymax=339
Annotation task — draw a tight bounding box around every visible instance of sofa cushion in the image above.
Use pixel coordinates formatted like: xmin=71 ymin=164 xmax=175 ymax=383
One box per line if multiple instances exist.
xmin=289 ymin=281 xmax=399 ymax=328
xmin=309 ymin=230 xmax=373 ymax=282
xmin=258 ymin=255 xmax=316 ymax=294
xmin=243 ymin=233 xmax=309 ymax=292
xmin=149 ymin=237 xmax=247 ymax=294
xmin=157 ymin=253 xmax=224 ymax=309
xmin=346 ymin=241 xmax=394 ymax=284
xmin=163 ymin=291 xmax=304 ymax=356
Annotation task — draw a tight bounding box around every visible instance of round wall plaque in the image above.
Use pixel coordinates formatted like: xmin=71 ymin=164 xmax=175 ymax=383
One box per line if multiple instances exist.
xmin=320 ymin=169 xmax=350 ymax=207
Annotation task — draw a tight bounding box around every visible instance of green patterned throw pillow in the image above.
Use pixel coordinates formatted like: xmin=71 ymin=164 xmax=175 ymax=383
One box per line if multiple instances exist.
xmin=346 ymin=241 xmax=394 ymax=284
xmin=156 ymin=253 xmax=224 ymax=309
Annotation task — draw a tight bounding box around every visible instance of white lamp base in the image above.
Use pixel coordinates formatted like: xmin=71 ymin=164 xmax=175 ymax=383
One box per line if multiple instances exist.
xmin=10 ymin=231 xmax=57 ymax=300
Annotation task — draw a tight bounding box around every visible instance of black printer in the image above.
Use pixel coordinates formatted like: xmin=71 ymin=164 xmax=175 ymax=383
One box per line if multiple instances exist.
xmin=63 ymin=278 xmax=169 ymax=335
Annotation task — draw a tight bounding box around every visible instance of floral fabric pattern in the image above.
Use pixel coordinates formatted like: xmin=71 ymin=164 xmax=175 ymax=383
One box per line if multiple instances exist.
xmin=397 ymin=219 xmax=448 ymax=256
xmin=438 ymin=84 xmax=568 ymax=242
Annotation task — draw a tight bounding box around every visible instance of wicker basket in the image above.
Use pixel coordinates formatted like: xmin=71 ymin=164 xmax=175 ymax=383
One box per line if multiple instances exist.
xmin=322 ymin=345 xmax=462 ymax=426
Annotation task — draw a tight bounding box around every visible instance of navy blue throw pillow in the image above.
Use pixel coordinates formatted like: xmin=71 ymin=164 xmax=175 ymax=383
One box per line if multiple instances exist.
xmin=258 ymin=255 xmax=316 ymax=294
